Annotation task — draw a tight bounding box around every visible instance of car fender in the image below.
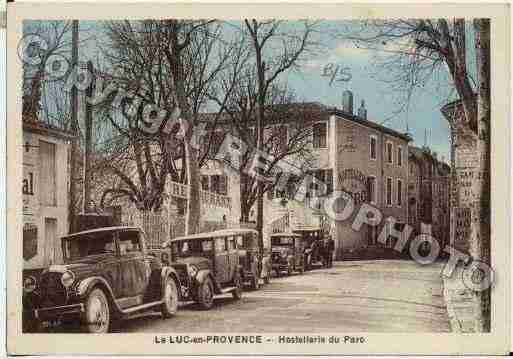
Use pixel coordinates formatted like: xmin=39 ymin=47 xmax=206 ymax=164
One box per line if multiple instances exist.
xmin=160 ymin=266 xmax=181 ymax=300
xmin=195 ymin=269 xmax=222 ymax=294
xmin=76 ymin=276 xmax=122 ymax=314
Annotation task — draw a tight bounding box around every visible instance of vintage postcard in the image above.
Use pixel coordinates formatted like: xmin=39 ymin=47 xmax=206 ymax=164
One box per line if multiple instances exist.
xmin=5 ymin=1 xmax=511 ymax=356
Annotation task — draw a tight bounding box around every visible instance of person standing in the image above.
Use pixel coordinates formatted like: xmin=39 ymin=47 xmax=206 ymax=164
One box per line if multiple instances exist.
xmin=326 ymin=235 xmax=335 ymax=268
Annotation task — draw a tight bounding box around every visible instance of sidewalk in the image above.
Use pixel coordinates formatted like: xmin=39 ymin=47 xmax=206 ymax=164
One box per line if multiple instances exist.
xmin=442 ymin=265 xmax=477 ymax=333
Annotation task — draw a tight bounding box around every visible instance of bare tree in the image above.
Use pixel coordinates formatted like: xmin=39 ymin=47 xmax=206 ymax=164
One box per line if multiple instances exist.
xmin=97 ymin=20 xmax=246 ymax=233
xmin=243 ymin=19 xmax=320 ymax=249
xmin=210 ymin=71 xmax=318 ymax=222
xmin=346 ymin=19 xmax=477 ymax=129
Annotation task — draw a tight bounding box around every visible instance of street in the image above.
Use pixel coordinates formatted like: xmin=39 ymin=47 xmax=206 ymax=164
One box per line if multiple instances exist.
xmin=113 ymin=260 xmax=451 ymax=333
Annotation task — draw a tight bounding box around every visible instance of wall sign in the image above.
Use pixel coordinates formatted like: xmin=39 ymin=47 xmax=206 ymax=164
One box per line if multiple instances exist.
xmin=337 ymin=168 xmax=368 ymax=205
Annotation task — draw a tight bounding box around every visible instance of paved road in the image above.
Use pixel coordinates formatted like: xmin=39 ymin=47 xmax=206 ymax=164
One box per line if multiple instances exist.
xmin=113 ymin=260 xmax=451 ymax=333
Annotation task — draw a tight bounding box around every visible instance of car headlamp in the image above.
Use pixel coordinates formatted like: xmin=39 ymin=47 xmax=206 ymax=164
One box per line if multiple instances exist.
xmin=23 ymin=276 xmax=37 ymax=293
xmin=187 ymin=265 xmax=198 ymax=277
xmin=61 ymin=270 xmax=75 ymax=288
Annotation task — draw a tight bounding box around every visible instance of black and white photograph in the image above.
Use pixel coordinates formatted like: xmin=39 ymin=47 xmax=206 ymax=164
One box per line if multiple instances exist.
xmin=5 ymin=2 xmax=511 ymax=356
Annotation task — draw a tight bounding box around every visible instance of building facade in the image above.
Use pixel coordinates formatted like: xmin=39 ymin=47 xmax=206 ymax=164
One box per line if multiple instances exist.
xmin=22 ymin=120 xmax=73 ymax=275
xmin=408 ymin=146 xmax=451 ymax=250
xmin=251 ymin=91 xmax=411 ymax=259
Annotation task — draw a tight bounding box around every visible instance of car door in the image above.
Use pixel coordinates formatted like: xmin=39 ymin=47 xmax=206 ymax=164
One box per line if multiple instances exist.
xmin=117 ymin=230 xmax=150 ymax=308
xmin=214 ymin=237 xmax=229 ymax=284
xmin=294 ymin=238 xmax=303 ymax=268
xmin=96 ymin=231 xmax=123 ymax=299
xmin=226 ymin=236 xmax=238 ymax=281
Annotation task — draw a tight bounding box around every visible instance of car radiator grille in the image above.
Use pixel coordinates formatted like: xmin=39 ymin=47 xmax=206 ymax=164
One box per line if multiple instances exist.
xmin=39 ymin=272 xmax=67 ymax=307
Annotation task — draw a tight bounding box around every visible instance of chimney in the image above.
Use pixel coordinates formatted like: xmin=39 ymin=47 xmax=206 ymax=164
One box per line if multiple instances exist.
xmin=342 ymin=90 xmax=353 ymax=114
xmin=357 ymin=100 xmax=367 ymax=120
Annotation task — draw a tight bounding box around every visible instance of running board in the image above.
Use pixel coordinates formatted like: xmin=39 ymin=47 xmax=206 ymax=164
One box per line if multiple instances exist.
xmin=122 ymin=300 xmax=163 ymax=314
xmin=220 ymin=286 xmax=236 ymax=293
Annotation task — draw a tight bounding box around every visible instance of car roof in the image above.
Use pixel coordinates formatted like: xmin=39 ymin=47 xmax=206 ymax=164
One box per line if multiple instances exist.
xmin=63 ymin=226 xmax=141 ymax=239
xmin=164 ymin=228 xmax=258 ymax=247
xmin=270 ymin=232 xmax=301 ymax=238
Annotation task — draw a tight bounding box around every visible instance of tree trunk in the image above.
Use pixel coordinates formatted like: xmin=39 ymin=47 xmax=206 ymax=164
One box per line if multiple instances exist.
xmin=69 ymin=20 xmax=79 ymax=232
xmin=251 ymin=21 xmax=266 ymax=255
xmin=83 ymin=61 xmax=94 ymax=213
xmin=166 ymin=22 xmax=201 ymax=235
xmin=472 ymin=18 xmax=491 ymax=333
xmin=184 ymin=140 xmax=201 ymax=234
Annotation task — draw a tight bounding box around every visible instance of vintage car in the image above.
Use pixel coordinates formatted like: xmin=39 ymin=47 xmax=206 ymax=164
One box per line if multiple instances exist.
xmin=22 ymin=226 xmax=181 ymax=333
xmin=162 ymin=229 xmax=243 ymax=310
xmin=234 ymin=228 xmax=271 ymax=289
xmin=293 ymin=227 xmax=325 ymax=270
xmin=270 ymin=232 xmax=304 ymax=276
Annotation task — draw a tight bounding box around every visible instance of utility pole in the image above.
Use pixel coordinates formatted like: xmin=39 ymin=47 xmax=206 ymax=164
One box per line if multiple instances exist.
xmin=68 ymin=20 xmax=79 ymax=232
xmin=82 ymin=60 xmax=94 ymax=213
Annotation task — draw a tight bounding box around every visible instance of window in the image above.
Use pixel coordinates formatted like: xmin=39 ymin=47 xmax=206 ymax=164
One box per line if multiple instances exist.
xmin=227 ymin=236 xmax=236 ymax=250
xmin=271 ymin=125 xmax=288 ymax=153
xmin=210 ymin=175 xmax=228 ymax=195
xmin=367 ymin=176 xmax=376 ymax=204
xmin=201 ymin=176 xmax=209 ymax=191
xmin=386 ymin=177 xmax=393 ymax=206
xmin=397 ymin=179 xmax=403 ymax=206
xmin=63 ymin=232 xmax=115 ymax=261
xmin=397 ymin=146 xmax=403 ymax=167
xmin=219 ymin=175 xmax=228 ymax=195
xmin=312 ymin=169 xmax=333 ymax=196
xmin=207 ymin=131 xmax=225 ymax=158
xmin=313 ymin=122 xmax=327 ymax=148
xmin=215 ymin=237 xmax=227 ymax=252
xmin=369 ymin=135 xmax=377 ymax=160
xmin=39 ymin=140 xmax=56 ymax=206
xmin=119 ymin=231 xmax=142 ymax=254
xmin=386 ymin=141 xmax=393 ymax=164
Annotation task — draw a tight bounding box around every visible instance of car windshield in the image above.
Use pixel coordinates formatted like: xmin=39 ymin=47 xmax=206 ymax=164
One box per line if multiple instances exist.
xmin=62 ymin=231 xmax=116 ymax=261
xmin=172 ymin=239 xmax=213 ymax=257
xmin=271 ymin=237 xmax=294 ymax=246
xmin=236 ymin=234 xmax=257 ymax=249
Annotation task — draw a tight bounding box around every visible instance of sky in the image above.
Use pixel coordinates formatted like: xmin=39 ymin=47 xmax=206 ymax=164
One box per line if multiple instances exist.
xmin=23 ymin=20 xmax=475 ymax=161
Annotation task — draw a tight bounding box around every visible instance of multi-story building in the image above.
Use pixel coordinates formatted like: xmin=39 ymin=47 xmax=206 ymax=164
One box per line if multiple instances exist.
xmin=408 ymin=146 xmax=451 ymax=250
xmin=22 ymin=116 xmax=73 ymax=278
xmin=248 ymin=91 xmax=412 ymax=259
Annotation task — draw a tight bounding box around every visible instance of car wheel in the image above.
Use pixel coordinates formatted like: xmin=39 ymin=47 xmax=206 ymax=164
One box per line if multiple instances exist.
xmin=161 ymin=276 xmax=179 ymax=318
xmin=197 ymin=277 xmax=214 ymax=310
xmin=264 ymin=272 xmax=270 ymax=284
xmin=232 ymin=274 xmax=243 ymax=300
xmin=83 ymin=288 xmax=110 ymax=333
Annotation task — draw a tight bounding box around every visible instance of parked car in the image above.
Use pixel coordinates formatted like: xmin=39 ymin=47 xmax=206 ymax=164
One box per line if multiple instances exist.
xmin=22 ymin=226 xmax=181 ymax=333
xmin=293 ymin=227 xmax=325 ymax=270
xmin=234 ymin=229 xmax=271 ymax=289
xmin=162 ymin=229 xmax=243 ymax=310
xmin=270 ymin=232 xmax=304 ymax=276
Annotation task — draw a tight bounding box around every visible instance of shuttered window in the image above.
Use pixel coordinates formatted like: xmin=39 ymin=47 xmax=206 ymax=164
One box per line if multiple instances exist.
xmin=39 ymin=140 xmax=56 ymax=206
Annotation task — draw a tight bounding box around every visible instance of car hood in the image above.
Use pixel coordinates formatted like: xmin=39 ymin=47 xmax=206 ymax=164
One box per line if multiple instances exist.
xmin=44 ymin=262 xmax=94 ymax=280
xmin=48 ymin=254 xmax=117 ymax=277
